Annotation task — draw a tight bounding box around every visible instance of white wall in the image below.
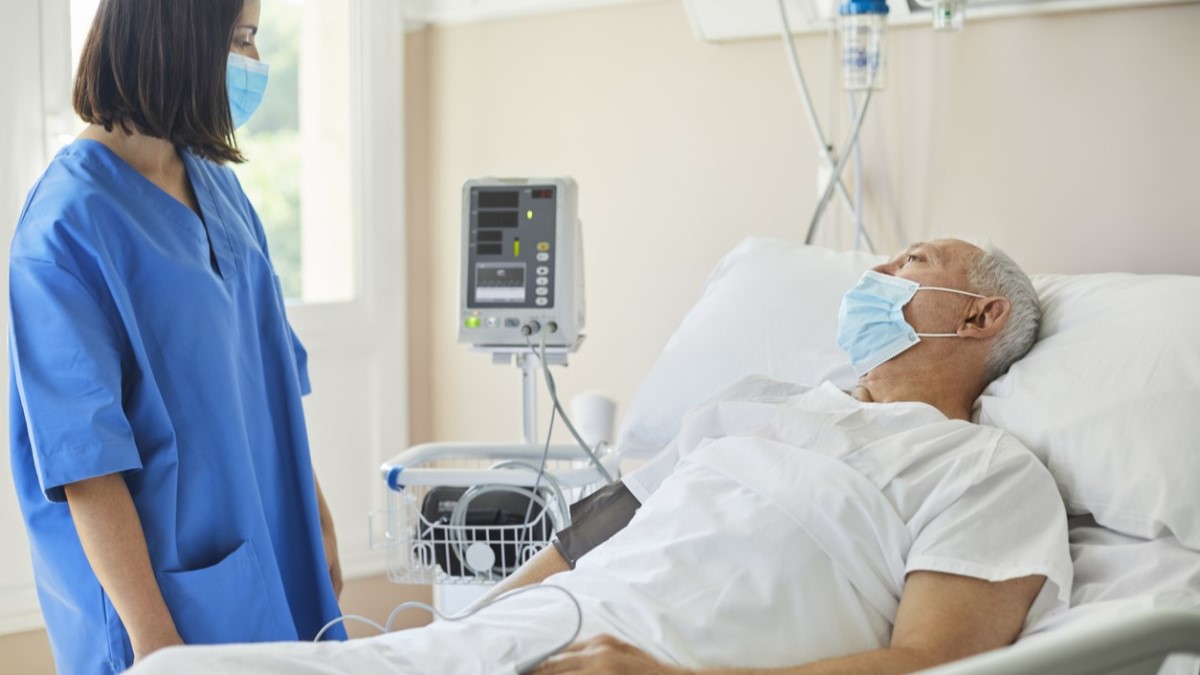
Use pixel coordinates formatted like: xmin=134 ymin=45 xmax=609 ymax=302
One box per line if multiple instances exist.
xmin=406 ymin=0 xmax=1200 ymax=447
xmin=0 ymin=0 xmax=55 ymax=637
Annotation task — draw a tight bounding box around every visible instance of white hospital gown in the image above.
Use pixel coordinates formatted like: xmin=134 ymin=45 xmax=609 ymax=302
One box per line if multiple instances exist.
xmin=133 ymin=377 xmax=1072 ymax=674
xmin=558 ymin=377 xmax=1073 ymax=668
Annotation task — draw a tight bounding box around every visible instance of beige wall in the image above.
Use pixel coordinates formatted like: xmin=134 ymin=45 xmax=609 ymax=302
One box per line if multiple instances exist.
xmin=407 ymin=0 xmax=1200 ymax=446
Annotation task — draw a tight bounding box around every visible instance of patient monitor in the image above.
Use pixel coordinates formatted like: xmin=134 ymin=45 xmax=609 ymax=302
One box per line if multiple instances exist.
xmin=458 ymin=177 xmax=585 ymax=350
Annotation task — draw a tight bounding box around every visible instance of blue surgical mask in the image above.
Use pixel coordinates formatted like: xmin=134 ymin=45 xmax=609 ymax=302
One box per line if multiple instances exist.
xmin=837 ymin=270 xmax=985 ymax=377
xmin=227 ymin=52 xmax=270 ymax=129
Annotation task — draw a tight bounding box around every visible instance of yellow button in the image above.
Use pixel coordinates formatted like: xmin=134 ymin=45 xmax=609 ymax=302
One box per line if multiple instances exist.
xmin=464 ymin=316 xmax=481 ymax=329
xmin=537 ymin=242 xmax=551 ymax=252
xmin=526 ymin=210 xmax=534 ymax=220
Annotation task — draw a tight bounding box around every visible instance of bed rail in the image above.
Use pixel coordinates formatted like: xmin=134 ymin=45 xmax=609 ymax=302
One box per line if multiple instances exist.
xmin=916 ymin=609 xmax=1200 ymax=675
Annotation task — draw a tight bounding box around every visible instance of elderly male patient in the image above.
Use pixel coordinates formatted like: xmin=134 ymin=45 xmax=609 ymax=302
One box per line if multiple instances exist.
xmin=134 ymin=238 xmax=1071 ymax=675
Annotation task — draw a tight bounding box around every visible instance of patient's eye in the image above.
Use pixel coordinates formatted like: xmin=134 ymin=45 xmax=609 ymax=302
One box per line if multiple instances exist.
xmin=906 ymin=254 xmax=922 ymax=264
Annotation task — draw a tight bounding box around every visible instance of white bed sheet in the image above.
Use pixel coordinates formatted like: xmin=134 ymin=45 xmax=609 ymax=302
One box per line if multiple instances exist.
xmin=132 ymin=520 xmax=1200 ymax=675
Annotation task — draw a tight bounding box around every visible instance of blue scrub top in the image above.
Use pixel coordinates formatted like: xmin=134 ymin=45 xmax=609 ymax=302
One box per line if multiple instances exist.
xmin=9 ymin=139 xmax=346 ymax=674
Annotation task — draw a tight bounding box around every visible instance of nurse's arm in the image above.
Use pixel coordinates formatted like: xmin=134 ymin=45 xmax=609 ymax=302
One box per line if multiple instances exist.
xmin=64 ymin=473 xmax=183 ymax=659
xmin=313 ymin=474 xmax=343 ymax=599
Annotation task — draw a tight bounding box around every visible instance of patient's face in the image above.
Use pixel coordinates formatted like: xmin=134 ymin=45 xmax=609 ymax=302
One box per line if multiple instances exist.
xmin=873 ymin=238 xmax=983 ymax=333
xmin=873 ymin=239 xmax=977 ymax=286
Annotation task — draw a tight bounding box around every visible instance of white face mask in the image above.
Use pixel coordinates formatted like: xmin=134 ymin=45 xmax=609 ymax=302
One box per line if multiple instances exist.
xmin=837 ymin=270 xmax=984 ymax=376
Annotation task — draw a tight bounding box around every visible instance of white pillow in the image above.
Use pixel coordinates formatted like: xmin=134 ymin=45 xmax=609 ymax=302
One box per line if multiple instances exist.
xmin=620 ymin=239 xmax=1200 ymax=551
xmin=977 ymin=273 xmax=1200 ymax=550
xmin=616 ymin=238 xmax=883 ymax=458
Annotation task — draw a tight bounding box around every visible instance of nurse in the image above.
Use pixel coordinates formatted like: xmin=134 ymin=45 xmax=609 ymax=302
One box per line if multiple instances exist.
xmin=8 ymin=0 xmax=346 ymax=672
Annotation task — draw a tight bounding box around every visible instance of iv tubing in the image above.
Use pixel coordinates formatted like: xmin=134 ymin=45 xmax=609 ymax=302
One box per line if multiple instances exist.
xmin=806 ymin=32 xmax=880 ymax=246
xmin=776 ymin=0 xmax=873 ymax=252
xmin=849 ymin=92 xmax=864 ymax=251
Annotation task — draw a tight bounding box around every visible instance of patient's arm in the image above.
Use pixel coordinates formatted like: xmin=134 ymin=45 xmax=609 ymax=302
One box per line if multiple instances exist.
xmin=879 ymin=571 xmax=1048 ymax=671
xmin=466 ymin=544 xmax=570 ymax=611
xmin=530 ymin=571 xmax=1046 ymax=674
xmin=467 ymin=481 xmax=640 ymax=612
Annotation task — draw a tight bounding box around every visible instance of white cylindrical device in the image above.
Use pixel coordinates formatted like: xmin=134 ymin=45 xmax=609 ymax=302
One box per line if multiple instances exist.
xmin=570 ymin=392 xmax=616 ymax=449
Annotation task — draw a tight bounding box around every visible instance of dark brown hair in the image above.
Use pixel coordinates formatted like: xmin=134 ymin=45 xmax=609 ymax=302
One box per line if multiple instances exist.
xmin=73 ymin=0 xmax=247 ymax=164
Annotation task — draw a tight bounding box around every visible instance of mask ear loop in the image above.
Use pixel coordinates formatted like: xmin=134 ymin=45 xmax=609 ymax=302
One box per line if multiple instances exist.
xmin=911 ymin=287 xmax=987 ymax=337
xmin=916 ymin=286 xmax=985 ymax=299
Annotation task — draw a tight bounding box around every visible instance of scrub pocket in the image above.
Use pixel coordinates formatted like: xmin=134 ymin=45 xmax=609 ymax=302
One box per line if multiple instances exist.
xmin=157 ymin=540 xmax=292 ymax=645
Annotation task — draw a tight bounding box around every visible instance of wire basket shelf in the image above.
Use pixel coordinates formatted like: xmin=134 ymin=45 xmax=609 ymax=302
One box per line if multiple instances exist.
xmin=376 ymin=442 xmax=617 ymax=586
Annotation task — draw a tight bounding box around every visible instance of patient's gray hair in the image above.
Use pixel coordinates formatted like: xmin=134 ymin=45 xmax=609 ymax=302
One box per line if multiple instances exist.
xmin=964 ymin=242 xmax=1041 ymax=384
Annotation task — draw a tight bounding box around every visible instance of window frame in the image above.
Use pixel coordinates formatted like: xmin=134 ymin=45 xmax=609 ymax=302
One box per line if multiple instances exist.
xmin=285 ymin=0 xmax=406 ymax=350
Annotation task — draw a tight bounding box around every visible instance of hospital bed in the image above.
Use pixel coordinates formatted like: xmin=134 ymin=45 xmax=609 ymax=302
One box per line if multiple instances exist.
xmin=616 ymin=237 xmax=1200 ymax=674
xmin=138 ymin=237 xmax=1200 ymax=674
xmin=919 ymin=609 xmax=1200 ymax=675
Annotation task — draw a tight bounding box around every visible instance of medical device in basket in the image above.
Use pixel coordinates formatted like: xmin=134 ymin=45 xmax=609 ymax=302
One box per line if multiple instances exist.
xmin=378 ymin=177 xmax=616 ymax=589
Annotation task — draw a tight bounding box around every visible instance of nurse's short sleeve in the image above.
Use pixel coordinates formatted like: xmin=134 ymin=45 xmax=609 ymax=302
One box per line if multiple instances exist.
xmin=905 ymin=435 xmax=1073 ymax=627
xmin=10 ymin=258 xmax=141 ymax=502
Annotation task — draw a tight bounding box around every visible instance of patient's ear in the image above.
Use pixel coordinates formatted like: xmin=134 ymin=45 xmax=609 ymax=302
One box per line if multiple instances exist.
xmin=961 ymin=297 xmax=1010 ymax=339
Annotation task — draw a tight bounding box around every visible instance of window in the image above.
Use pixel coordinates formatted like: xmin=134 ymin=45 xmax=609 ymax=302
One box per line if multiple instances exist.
xmin=66 ymin=0 xmax=356 ymax=303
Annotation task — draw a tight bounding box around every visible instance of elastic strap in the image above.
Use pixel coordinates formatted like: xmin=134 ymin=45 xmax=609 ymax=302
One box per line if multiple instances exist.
xmin=915 ymin=286 xmax=985 ymax=299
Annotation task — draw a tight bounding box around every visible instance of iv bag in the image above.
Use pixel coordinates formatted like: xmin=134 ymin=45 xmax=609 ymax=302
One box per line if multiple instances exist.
xmin=840 ymin=12 xmax=886 ymax=91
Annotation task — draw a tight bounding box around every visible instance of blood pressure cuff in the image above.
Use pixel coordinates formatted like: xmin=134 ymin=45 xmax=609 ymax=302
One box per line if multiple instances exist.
xmin=552 ymin=481 xmax=641 ymax=569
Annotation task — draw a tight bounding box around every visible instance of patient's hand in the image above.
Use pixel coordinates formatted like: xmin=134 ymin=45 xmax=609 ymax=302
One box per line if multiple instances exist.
xmin=531 ymin=635 xmax=690 ymax=674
